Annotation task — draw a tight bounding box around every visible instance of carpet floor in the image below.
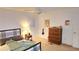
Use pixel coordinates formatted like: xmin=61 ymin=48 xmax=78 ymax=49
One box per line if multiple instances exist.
xmin=33 ymin=36 xmax=79 ymax=51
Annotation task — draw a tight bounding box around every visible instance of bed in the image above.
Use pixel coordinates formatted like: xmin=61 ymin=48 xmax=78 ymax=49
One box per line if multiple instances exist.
xmin=0 ymin=28 xmax=41 ymax=51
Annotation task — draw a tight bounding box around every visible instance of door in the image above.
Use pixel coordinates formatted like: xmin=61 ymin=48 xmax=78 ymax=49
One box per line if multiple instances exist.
xmin=72 ymin=17 xmax=79 ymax=48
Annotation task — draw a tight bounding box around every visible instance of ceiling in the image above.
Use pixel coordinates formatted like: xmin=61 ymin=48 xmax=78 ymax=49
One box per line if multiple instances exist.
xmin=0 ymin=7 xmax=41 ymax=14
xmin=0 ymin=7 xmax=79 ymax=14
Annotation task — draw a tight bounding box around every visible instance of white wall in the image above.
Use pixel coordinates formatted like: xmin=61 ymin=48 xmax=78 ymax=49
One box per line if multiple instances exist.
xmin=38 ymin=7 xmax=79 ymax=48
xmin=0 ymin=8 xmax=79 ymax=48
xmin=0 ymin=10 xmax=37 ymax=36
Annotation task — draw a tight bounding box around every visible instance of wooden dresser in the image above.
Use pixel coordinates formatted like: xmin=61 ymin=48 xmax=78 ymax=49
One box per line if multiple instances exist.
xmin=48 ymin=26 xmax=62 ymax=45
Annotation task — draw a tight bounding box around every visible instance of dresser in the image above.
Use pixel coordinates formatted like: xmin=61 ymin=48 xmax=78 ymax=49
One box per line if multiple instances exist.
xmin=48 ymin=26 xmax=62 ymax=45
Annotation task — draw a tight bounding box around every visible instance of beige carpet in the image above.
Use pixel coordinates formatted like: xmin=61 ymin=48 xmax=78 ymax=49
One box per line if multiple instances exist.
xmin=33 ymin=36 xmax=79 ymax=51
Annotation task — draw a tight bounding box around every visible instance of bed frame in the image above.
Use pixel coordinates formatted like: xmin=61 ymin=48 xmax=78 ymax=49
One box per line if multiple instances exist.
xmin=0 ymin=28 xmax=21 ymax=38
xmin=0 ymin=28 xmax=41 ymax=51
xmin=23 ymin=42 xmax=41 ymax=51
xmin=0 ymin=28 xmax=21 ymax=33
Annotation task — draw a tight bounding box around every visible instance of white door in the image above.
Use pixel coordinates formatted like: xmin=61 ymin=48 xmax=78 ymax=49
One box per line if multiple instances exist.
xmin=72 ymin=17 xmax=79 ymax=48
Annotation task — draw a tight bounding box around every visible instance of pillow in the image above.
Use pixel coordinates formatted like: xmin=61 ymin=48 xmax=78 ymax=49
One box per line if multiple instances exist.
xmin=12 ymin=35 xmax=23 ymax=41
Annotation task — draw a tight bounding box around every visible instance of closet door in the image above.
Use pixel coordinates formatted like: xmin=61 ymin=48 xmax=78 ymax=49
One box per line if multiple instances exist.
xmin=62 ymin=25 xmax=73 ymax=46
xmin=72 ymin=17 xmax=79 ymax=48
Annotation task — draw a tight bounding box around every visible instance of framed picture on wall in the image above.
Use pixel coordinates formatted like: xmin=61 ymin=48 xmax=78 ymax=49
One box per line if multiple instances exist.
xmin=65 ymin=20 xmax=70 ymax=25
xmin=45 ymin=19 xmax=50 ymax=27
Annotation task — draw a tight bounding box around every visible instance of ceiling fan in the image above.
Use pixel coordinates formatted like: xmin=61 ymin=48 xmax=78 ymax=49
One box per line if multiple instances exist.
xmin=23 ymin=8 xmax=42 ymax=15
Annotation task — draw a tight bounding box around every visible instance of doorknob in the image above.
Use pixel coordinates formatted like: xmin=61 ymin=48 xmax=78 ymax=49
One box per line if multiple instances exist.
xmin=73 ymin=32 xmax=76 ymax=34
